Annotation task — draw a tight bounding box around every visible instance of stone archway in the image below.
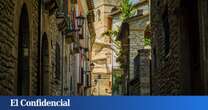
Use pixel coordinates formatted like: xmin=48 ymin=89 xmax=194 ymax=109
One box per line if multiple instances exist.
xmin=17 ymin=4 xmax=30 ymax=95
xmin=40 ymin=33 xmax=50 ymax=95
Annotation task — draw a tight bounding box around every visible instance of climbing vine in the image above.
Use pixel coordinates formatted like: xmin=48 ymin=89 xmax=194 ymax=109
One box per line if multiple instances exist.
xmin=144 ymin=37 xmax=151 ymax=46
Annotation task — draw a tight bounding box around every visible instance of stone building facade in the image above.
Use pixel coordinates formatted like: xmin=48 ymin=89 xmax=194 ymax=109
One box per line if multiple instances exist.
xmin=127 ymin=4 xmax=150 ymax=81
xmin=151 ymin=0 xmax=208 ymax=95
xmin=90 ymin=0 xmax=121 ymax=96
xmin=0 ymin=0 xmax=79 ymax=96
xmin=64 ymin=0 xmax=96 ymax=96
xmin=0 ymin=0 xmax=41 ymax=95
xmin=129 ymin=49 xmax=151 ymax=95
xmin=42 ymin=13 xmax=64 ymax=96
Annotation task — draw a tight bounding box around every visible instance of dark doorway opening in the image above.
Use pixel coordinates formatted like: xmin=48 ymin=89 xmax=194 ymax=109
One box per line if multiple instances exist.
xmin=181 ymin=0 xmax=202 ymax=94
xmin=39 ymin=33 xmax=49 ymax=95
xmin=17 ymin=4 xmax=30 ymax=95
xmin=55 ymin=43 xmax=61 ymax=80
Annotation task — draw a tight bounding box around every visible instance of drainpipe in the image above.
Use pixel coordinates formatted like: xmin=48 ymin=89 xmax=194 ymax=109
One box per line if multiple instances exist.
xmin=37 ymin=0 xmax=42 ymax=95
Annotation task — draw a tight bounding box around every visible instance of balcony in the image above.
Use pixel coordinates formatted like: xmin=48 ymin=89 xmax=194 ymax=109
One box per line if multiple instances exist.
xmin=56 ymin=10 xmax=68 ymax=31
xmin=86 ymin=74 xmax=91 ymax=88
xmin=65 ymin=31 xmax=76 ymax=44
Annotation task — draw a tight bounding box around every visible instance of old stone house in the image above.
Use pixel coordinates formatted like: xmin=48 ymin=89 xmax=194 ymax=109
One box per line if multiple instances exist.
xmin=90 ymin=0 xmax=121 ymax=96
xmin=0 ymin=0 xmax=67 ymax=95
xmin=151 ymin=0 xmax=208 ymax=95
xmin=65 ymin=0 xmax=96 ymax=96
xmin=0 ymin=0 xmax=94 ymax=96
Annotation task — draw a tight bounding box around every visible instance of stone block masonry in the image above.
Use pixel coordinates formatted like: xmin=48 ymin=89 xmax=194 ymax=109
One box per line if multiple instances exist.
xmin=0 ymin=0 xmax=66 ymax=96
xmin=0 ymin=0 xmax=40 ymax=95
xmin=151 ymin=0 xmax=208 ymax=95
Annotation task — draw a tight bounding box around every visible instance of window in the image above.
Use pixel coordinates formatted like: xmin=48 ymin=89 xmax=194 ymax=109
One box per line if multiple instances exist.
xmin=18 ymin=4 xmax=30 ymax=95
xmin=55 ymin=43 xmax=61 ymax=80
xmin=40 ymin=33 xmax=49 ymax=95
xmin=96 ymin=9 xmax=101 ymax=21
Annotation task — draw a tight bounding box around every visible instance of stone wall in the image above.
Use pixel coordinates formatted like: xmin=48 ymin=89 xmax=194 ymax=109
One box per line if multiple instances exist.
xmin=48 ymin=15 xmax=63 ymax=96
xmin=0 ymin=0 xmax=39 ymax=95
xmin=0 ymin=0 xmax=17 ymax=95
xmin=128 ymin=15 xmax=149 ymax=80
xmin=91 ymin=0 xmax=115 ymax=96
xmin=0 ymin=0 xmax=67 ymax=96
xmin=30 ymin=0 xmax=40 ymax=95
xmin=151 ymin=0 xmax=208 ymax=95
xmin=129 ymin=49 xmax=151 ymax=95
xmin=138 ymin=49 xmax=151 ymax=95
xmin=151 ymin=0 xmax=186 ymax=95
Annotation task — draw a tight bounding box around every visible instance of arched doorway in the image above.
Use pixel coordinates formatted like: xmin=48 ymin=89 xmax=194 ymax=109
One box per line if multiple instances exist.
xmin=40 ymin=33 xmax=50 ymax=95
xmin=17 ymin=4 xmax=30 ymax=95
xmin=55 ymin=43 xmax=61 ymax=80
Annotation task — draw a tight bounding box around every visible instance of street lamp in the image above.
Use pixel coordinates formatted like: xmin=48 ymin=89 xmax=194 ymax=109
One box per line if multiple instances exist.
xmin=76 ymin=15 xmax=85 ymax=39
xmin=76 ymin=15 xmax=85 ymax=28
xmin=90 ymin=63 xmax=95 ymax=71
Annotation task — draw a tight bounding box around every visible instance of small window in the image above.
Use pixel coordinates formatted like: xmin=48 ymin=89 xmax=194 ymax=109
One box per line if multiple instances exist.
xmin=55 ymin=43 xmax=61 ymax=80
xmin=96 ymin=9 xmax=101 ymax=21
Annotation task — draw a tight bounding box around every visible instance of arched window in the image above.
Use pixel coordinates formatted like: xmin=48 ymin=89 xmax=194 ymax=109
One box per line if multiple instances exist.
xmin=96 ymin=9 xmax=101 ymax=21
xmin=40 ymin=33 xmax=49 ymax=95
xmin=17 ymin=4 xmax=30 ymax=95
xmin=55 ymin=43 xmax=61 ymax=80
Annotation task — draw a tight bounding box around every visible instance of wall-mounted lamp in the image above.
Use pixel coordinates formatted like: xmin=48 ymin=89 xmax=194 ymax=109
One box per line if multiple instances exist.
xmin=90 ymin=63 xmax=95 ymax=71
xmin=76 ymin=15 xmax=85 ymax=29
